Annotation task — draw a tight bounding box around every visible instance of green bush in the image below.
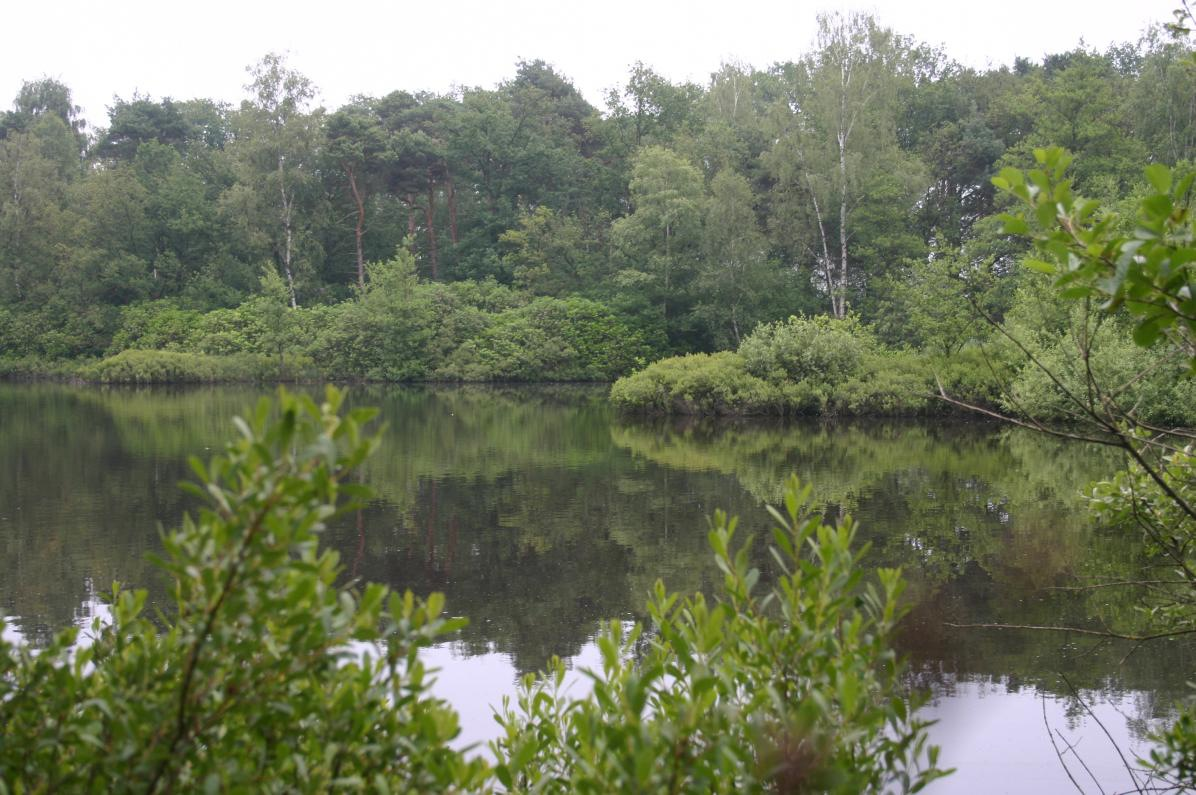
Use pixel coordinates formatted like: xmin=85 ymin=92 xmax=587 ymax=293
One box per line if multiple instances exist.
xmin=1002 ymin=324 xmax=1196 ymax=425
xmin=107 ymin=300 xmax=204 ymax=354
xmin=493 ymin=478 xmax=945 ymax=792
xmin=739 ymin=315 xmax=875 ymax=386
xmin=610 ymin=351 xmax=784 ymax=414
xmin=438 ymin=297 xmax=650 ymax=382
xmin=832 ymin=350 xmax=932 ymax=415
xmin=924 ymin=346 xmax=1009 ymax=409
xmin=0 ymin=388 xmax=486 ymax=791
xmin=81 ymin=349 xmax=271 ymax=384
xmin=613 ymin=317 xmax=943 ymax=416
xmin=0 ymin=355 xmax=86 ymax=380
xmin=0 ymin=390 xmax=945 ymax=792
xmin=310 ymin=253 xmax=441 ymax=381
xmin=188 ymin=305 xmax=266 ymax=356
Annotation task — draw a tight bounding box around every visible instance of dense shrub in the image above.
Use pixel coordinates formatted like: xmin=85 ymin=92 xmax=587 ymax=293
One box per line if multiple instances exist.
xmin=107 ymin=300 xmax=204 ymax=354
xmin=0 ymin=389 xmax=487 ymax=791
xmin=0 ymin=355 xmax=85 ymax=380
xmin=924 ymin=346 xmax=1009 ymax=409
xmin=81 ymin=349 xmax=271 ymax=383
xmin=494 ymin=478 xmax=944 ymax=792
xmin=831 ymin=350 xmax=932 ymax=414
xmin=308 ymin=254 xmax=526 ymax=381
xmin=613 ymin=316 xmax=942 ymax=416
xmin=1003 ymin=329 xmax=1196 ymax=425
xmin=740 ymin=315 xmax=875 ymax=385
xmin=610 ymin=351 xmax=783 ymax=414
xmin=437 ymin=297 xmax=650 ymax=382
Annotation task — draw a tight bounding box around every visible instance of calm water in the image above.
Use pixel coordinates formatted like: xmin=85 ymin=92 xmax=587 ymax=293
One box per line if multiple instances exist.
xmin=2 ymin=382 xmax=1192 ymax=792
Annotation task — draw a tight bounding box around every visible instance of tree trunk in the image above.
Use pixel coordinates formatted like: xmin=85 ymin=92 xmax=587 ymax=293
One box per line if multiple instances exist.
xmin=663 ymin=220 xmax=671 ymax=341
xmin=804 ymin=171 xmax=837 ymax=315
xmin=425 ymin=175 xmax=439 ymax=280
xmin=346 ymin=163 xmax=366 ymax=289
xmin=446 ymin=168 xmax=459 ymax=245
xmin=278 ymin=155 xmax=298 ymax=308
xmin=837 ymin=127 xmax=850 ymax=320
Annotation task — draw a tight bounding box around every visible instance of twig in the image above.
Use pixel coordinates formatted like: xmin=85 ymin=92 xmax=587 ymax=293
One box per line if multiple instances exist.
xmin=1056 ymin=728 xmax=1107 ymax=795
xmin=943 ymin=622 xmax=1196 ymax=642
xmin=1045 ymin=693 xmax=1089 ymax=794
xmin=1060 ymin=674 xmax=1144 ymax=793
xmin=1046 ymin=580 xmax=1189 ymax=592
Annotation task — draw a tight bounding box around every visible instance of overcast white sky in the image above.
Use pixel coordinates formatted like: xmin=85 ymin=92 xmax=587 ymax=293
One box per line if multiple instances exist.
xmin=0 ymin=0 xmax=1180 ymax=128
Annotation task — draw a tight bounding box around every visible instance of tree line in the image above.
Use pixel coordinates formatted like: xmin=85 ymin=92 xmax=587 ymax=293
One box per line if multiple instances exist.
xmin=1 ymin=13 xmax=1192 ymax=372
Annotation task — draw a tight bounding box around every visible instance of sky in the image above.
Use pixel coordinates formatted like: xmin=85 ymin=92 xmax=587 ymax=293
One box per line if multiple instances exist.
xmin=0 ymin=0 xmax=1181 ymax=128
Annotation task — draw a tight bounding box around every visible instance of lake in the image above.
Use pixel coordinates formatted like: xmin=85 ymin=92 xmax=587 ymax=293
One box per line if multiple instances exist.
xmin=1 ymin=382 xmax=1191 ymax=792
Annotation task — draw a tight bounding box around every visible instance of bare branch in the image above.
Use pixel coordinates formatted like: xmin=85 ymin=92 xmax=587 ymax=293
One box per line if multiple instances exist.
xmin=943 ymin=622 xmax=1196 ymax=642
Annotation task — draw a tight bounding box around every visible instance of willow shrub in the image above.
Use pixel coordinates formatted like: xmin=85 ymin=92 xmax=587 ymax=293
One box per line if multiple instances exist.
xmin=0 ymin=388 xmax=944 ymax=792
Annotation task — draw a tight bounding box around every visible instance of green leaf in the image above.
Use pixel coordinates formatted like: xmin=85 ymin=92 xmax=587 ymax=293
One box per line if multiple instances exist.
xmin=1146 ymin=163 xmax=1172 ymax=195
xmin=1023 ymin=259 xmax=1056 ymax=275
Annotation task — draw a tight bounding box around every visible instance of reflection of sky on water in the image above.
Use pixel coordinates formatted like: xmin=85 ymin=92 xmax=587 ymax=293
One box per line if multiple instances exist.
xmin=423 ymin=639 xmax=604 ymax=752
xmin=923 ymin=680 xmax=1165 ymax=794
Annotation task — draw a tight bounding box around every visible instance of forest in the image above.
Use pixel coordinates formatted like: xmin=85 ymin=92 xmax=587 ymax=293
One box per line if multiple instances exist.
xmin=1 ymin=13 xmax=1194 ymax=423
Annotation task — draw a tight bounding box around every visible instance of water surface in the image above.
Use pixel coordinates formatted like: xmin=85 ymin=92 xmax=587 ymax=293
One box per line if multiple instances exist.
xmin=1 ymin=383 xmax=1189 ymax=792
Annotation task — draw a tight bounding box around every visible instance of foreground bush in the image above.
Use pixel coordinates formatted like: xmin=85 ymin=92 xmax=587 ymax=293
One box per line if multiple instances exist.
xmin=0 ymin=389 xmax=944 ymax=792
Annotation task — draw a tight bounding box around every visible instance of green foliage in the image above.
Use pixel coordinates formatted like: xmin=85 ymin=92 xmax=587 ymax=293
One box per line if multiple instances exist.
xmin=501 ymin=207 xmax=602 ymax=297
xmin=107 ymin=301 xmax=204 ymax=354
xmin=924 ymin=346 xmax=1010 ymax=408
xmin=610 ymin=146 xmax=705 ymax=351
xmin=612 ymin=317 xmax=941 ymax=416
xmin=695 ymin=168 xmax=775 ymax=348
xmin=310 ymin=250 xmax=439 ymax=381
xmin=438 ymin=297 xmax=650 ymax=382
xmin=833 ymin=350 xmax=932 ymax=415
xmin=1001 ymin=316 xmax=1196 ymax=425
xmin=871 ymin=253 xmax=1001 ymax=356
xmin=993 ymin=147 xmax=1196 ymax=362
xmin=739 ymin=315 xmax=874 ymax=385
xmin=82 ymin=349 xmax=271 ymax=384
xmin=492 ymin=476 xmax=946 ymax=793
xmin=993 ymin=145 xmax=1196 ymax=786
xmin=610 ymin=351 xmax=783 ymax=414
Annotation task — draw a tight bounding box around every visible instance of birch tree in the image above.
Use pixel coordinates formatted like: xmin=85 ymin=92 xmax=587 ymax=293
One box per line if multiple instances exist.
xmin=234 ymin=54 xmax=323 ymax=307
xmin=767 ymin=13 xmax=917 ymax=318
